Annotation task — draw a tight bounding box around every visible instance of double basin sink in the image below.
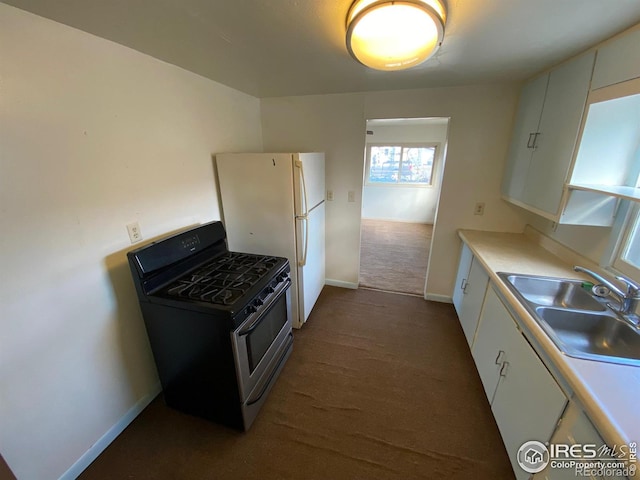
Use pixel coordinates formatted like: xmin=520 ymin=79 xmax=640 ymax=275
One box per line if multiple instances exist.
xmin=498 ymin=273 xmax=640 ymax=367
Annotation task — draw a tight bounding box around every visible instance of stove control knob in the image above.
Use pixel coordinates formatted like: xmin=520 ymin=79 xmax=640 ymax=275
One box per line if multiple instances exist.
xmin=246 ymin=305 xmax=257 ymax=315
xmin=266 ymin=286 xmax=275 ymax=294
xmin=254 ymin=299 xmax=264 ymax=308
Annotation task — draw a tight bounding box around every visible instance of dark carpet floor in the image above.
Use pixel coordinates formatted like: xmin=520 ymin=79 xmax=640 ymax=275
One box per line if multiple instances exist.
xmin=359 ymin=220 xmax=432 ymax=295
xmin=79 ymin=287 xmax=514 ymax=480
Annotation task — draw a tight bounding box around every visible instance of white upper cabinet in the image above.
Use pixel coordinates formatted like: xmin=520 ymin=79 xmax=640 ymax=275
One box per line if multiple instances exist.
xmin=502 ymin=52 xmax=595 ymax=219
xmin=591 ymin=27 xmax=640 ymax=90
xmin=502 ymin=74 xmax=548 ymax=202
xmin=502 ymin=24 xmax=640 ymax=225
xmin=523 ymin=52 xmax=596 ymax=214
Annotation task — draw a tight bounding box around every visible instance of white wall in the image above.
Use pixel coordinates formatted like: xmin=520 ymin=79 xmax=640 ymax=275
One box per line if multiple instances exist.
xmin=362 ymin=121 xmax=448 ymax=223
xmin=524 ymin=214 xmax=613 ymax=264
xmin=261 ymin=84 xmax=526 ymax=294
xmin=260 ymin=93 xmax=366 ymax=287
xmin=0 ymin=5 xmax=262 ymax=479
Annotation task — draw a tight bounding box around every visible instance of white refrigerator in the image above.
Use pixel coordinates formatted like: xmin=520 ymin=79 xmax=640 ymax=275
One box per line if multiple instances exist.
xmin=215 ymin=152 xmax=325 ymax=328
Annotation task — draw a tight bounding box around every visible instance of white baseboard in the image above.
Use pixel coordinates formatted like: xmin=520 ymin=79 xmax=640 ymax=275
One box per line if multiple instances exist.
xmin=325 ymin=279 xmax=358 ymax=289
xmin=59 ymin=382 xmax=162 ymax=480
xmin=425 ymin=293 xmax=453 ymax=303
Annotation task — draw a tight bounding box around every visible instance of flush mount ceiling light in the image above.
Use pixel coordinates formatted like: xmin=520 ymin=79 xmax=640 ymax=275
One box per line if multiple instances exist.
xmin=346 ymin=0 xmax=446 ymax=71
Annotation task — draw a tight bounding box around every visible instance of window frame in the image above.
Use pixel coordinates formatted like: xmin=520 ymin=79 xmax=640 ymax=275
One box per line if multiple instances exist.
xmin=364 ymin=142 xmax=439 ymax=187
xmin=610 ymin=202 xmax=640 ymax=281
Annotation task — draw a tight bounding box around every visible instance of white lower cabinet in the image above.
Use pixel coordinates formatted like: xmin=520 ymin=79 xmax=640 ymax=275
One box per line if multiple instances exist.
xmin=453 ymin=243 xmax=473 ymax=312
xmin=472 ymin=287 xmax=568 ymax=480
xmin=534 ymin=401 xmax=629 ymax=480
xmin=453 ymin=244 xmax=489 ymax=346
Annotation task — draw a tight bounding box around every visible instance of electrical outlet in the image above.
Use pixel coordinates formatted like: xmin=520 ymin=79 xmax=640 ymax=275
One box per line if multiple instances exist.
xmin=327 ymin=190 xmax=334 ymax=201
xmin=127 ymin=222 xmax=143 ymax=244
xmin=348 ymin=191 xmax=355 ymax=203
xmin=474 ymin=202 xmax=485 ymax=215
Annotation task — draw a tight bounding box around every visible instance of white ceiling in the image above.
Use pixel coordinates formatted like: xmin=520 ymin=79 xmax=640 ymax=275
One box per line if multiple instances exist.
xmin=4 ymin=0 xmax=640 ymax=98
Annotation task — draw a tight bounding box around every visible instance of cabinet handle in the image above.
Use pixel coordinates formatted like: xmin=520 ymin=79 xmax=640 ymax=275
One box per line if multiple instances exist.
xmin=532 ymin=132 xmax=540 ymax=149
xmin=460 ymin=278 xmax=467 ymax=291
xmin=499 ymin=361 xmax=509 ymax=377
xmin=494 ymin=350 xmax=505 ymax=365
xmin=527 ymin=133 xmax=535 ymax=148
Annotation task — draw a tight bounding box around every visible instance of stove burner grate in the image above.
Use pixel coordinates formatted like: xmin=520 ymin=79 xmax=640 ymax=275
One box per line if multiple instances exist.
xmin=163 ymin=252 xmax=280 ymax=305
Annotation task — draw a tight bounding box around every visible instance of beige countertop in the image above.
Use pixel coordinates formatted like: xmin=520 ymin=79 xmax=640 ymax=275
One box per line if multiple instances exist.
xmin=458 ymin=229 xmax=639 ymax=455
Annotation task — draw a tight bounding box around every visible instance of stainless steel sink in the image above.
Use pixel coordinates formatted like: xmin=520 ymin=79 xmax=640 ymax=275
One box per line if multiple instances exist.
xmin=504 ymin=274 xmax=606 ymax=311
xmin=498 ymin=272 xmax=640 ymax=367
xmin=536 ymin=307 xmax=640 ymax=364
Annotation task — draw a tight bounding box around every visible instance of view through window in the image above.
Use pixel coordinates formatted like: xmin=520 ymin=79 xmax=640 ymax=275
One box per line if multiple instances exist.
xmin=614 ymin=204 xmax=640 ymax=279
xmin=367 ymin=144 xmax=436 ymax=185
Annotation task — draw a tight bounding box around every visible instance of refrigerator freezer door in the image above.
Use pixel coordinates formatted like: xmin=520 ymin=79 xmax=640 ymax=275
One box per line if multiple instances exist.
xmin=216 ymin=153 xmax=296 ymax=257
xmin=295 ymin=201 xmax=325 ymax=327
xmin=294 ymin=153 xmax=325 ymax=216
xmin=216 ymin=153 xmax=303 ymax=326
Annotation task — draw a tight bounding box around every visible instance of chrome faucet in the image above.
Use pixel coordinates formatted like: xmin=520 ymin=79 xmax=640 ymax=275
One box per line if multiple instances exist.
xmin=574 ymin=266 xmax=640 ymax=328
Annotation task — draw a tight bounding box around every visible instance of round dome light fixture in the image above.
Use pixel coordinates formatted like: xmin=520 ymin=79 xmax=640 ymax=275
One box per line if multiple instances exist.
xmin=346 ymin=0 xmax=446 ymax=71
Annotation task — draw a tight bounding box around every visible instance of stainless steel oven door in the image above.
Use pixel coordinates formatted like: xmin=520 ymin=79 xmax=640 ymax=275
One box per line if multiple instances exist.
xmin=231 ymin=277 xmax=292 ymax=402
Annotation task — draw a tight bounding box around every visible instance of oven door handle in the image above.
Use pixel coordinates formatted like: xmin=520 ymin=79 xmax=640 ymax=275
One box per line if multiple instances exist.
xmin=237 ymin=278 xmax=291 ymax=337
xmin=247 ymin=332 xmax=293 ymax=406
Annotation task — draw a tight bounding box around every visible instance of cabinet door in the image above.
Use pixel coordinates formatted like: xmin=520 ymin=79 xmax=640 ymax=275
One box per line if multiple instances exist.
xmin=502 ymin=73 xmax=548 ymax=201
xmin=473 ymin=288 xmax=568 ymax=479
xmin=491 ymin=317 xmax=567 ymax=480
xmin=453 ymin=243 xmax=473 ymax=314
xmin=592 ymin=28 xmax=640 ymax=90
xmin=471 ymin=288 xmax=509 ymax=403
xmin=458 ymin=257 xmax=489 ymax=346
xmin=535 ymin=402 xmax=627 ymax=480
xmin=522 ymin=52 xmax=595 ymax=215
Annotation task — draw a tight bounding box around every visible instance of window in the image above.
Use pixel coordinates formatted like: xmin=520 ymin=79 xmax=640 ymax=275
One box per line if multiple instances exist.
xmin=365 ymin=144 xmax=437 ymax=186
xmin=612 ymin=203 xmax=640 ymax=280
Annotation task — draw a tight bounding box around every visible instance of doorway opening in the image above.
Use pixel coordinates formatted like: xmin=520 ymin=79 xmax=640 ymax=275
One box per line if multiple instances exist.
xmin=358 ymin=117 xmax=450 ymax=296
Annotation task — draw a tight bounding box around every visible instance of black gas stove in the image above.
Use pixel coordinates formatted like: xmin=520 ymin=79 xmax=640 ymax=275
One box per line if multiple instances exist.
xmin=128 ymin=221 xmax=293 ymax=430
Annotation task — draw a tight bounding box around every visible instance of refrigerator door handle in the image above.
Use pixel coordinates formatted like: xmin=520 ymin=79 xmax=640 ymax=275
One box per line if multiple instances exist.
xmin=296 ymin=214 xmax=309 ymax=267
xmin=295 ymin=159 xmax=309 ymax=216
xmin=295 ymin=158 xmax=310 ymax=267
